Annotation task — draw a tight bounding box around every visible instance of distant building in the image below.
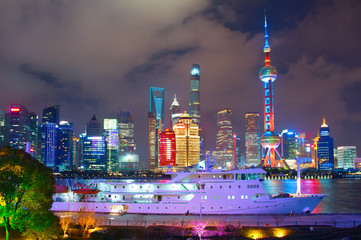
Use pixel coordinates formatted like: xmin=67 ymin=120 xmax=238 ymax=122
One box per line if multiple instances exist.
xmin=189 ymin=64 xmax=201 ymax=126
xmin=41 ymin=105 xmax=60 ymax=168
xmin=158 ymin=129 xmax=176 ymax=167
xmin=4 ymin=104 xmax=31 ymax=151
xmin=170 ymin=94 xmax=182 ymax=128
xmin=336 ymin=146 xmax=356 ymax=170
xmin=280 ymin=129 xmax=297 ymax=160
xmin=29 ymin=112 xmax=39 ymax=159
xmin=118 ymin=109 xmax=136 ymax=155
xmin=42 ymin=105 xmax=59 ymax=124
xmin=58 ymin=121 xmax=73 ymax=171
xmin=245 ymin=112 xmax=261 ymax=167
xmin=173 ymin=112 xmax=200 ymax=168
xmin=104 ymin=118 xmax=119 ymax=172
xmin=354 ymin=158 xmax=361 ymax=170
xmin=215 ymin=109 xmax=234 ymax=169
xmin=83 ymin=115 xmax=106 ymax=171
xmin=148 ymin=112 xmax=157 ymax=171
xmin=235 ymin=136 xmax=243 ymax=168
xmin=150 ymin=87 xmax=165 ymax=131
xmin=317 ymin=117 xmax=334 ymax=170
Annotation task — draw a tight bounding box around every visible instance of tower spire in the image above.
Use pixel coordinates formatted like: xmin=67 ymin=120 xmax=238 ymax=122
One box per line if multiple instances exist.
xmin=321 ymin=116 xmax=328 ymax=127
xmin=263 ymin=9 xmax=271 ymax=66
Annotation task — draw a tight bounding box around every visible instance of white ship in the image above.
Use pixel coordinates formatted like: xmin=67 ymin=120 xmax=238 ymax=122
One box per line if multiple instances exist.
xmin=52 ymin=168 xmax=324 ymax=214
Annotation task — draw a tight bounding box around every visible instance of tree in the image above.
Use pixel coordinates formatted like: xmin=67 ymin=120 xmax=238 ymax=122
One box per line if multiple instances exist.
xmin=59 ymin=216 xmax=73 ymax=237
xmin=192 ymin=221 xmax=208 ymax=240
xmin=77 ymin=209 xmax=101 ymax=237
xmin=0 ymin=146 xmax=58 ymax=240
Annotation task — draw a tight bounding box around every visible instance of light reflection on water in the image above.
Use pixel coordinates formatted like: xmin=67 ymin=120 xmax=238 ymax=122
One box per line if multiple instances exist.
xmin=263 ymin=179 xmax=361 ymax=213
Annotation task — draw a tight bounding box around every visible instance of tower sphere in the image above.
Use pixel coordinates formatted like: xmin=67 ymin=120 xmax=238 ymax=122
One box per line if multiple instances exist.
xmin=259 ymin=65 xmax=277 ymax=82
xmin=261 ymin=130 xmax=281 ymax=149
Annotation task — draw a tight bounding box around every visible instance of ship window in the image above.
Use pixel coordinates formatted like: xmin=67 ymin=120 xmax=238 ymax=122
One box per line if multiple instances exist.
xmin=218 ymin=196 xmax=220 ymax=200
xmin=252 ymin=173 xmax=258 ymax=180
xmin=178 ymin=196 xmax=180 ymax=199
xmin=166 ymin=207 xmax=168 ymax=209
xmin=213 ymin=196 xmax=216 ymax=200
xmin=157 ymin=186 xmax=160 ymax=189
xmin=108 ymin=195 xmax=111 ymax=198
xmin=220 ymin=207 xmax=222 ymax=209
xmin=241 ymin=195 xmax=244 ymax=199
xmin=204 ymin=196 xmax=207 ymax=200
xmin=229 ymin=186 xmax=231 ymax=188
xmin=210 ymin=186 xmax=213 ymax=189
xmin=139 ymin=207 xmax=141 ymax=209
xmin=223 ymin=175 xmax=226 ymax=179
xmin=123 ymin=186 xmax=125 ymax=188
xmin=220 ymin=186 xmax=222 ymax=189
xmin=232 ymin=196 xmax=235 ymax=199
xmin=236 ymin=174 xmax=240 ymax=180
xmin=245 ymin=195 xmax=248 ymax=199
xmin=241 ymin=174 xmax=246 ymax=180
xmin=228 ymin=196 xmax=230 ymax=199
xmin=157 ymin=207 xmax=158 ymax=209
xmin=148 ymin=207 xmax=150 ymax=209
xmin=211 ymin=207 xmax=213 ymax=209
xmin=238 ymin=185 xmax=241 ymax=188
xmin=114 ymin=186 xmax=116 ymax=189
xmin=140 ymin=186 xmax=142 ymax=189
xmin=114 ymin=196 xmax=116 ymax=198
xmin=202 ymin=207 xmax=204 ymax=209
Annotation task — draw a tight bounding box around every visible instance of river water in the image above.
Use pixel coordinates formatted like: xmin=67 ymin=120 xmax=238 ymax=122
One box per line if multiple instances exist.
xmin=263 ymin=178 xmax=361 ymax=213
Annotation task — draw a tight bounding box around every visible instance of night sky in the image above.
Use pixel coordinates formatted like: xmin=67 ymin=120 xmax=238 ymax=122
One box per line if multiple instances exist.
xmin=1 ymin=0 xmax=360 ymax=163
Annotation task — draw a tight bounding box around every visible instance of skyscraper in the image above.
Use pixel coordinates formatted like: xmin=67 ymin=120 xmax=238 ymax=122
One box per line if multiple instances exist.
xmin=86 ymin=114 xmax=102 ymax=137
xmin=170 ymin=94 xmax=182 ymax=128
xmin=215 ymin=109 xmax=234 ymax=169
xmin=173 ymin=112 xmax=200 ymax=168
xmin=83 ymin=115 xmax=106 ymax=171
xmin=148 ymin=112 xmax=157 ymax=171
xmin=42 ymin=105 xmax=60 ymax=168
xmin=5 ymin=104 xmax=31 ymax=151
xmin=317 ymin=117 xmax=334 ymax=170
xmin=158 ymin=129 xmax=176 ymax=167
xmin=336 ymin=146 xmax=356 ymax=170
xmin=259 ymin=14 xmax=287 ymax=168
xmin=118 ymin=110 xmax=136 ymax=154
xmin=150 ymin=87 xmax=165 ymax=131
xmin=58 ymin=121 xmax=73 ymax=171
xmin=280 ymin=129 xmax=297 ymax=160
xmin=0 ymin=111 xmax=4 ymax=148
xmin=245 ymin=112 xmax=261 ymax=167
xmin=104 ymin=118 xmax=119 ymax=172
xmin=189 ymin=64 xmax=200 ymax=125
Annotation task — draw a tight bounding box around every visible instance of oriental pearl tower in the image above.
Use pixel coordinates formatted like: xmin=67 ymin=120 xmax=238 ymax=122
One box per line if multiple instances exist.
xmin=259 ymin=13 xmax=288 ymax=169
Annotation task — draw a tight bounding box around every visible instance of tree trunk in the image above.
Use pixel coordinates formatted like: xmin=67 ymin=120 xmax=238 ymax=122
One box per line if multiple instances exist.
xmin=3 ymin=216 xmax=10 ymax=240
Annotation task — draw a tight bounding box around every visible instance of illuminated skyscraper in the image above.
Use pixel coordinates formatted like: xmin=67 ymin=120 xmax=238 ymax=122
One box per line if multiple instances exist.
xmin=150 ymin=87 xmax=165 ymax=131
xmin=5 ymin=104 xmax=31 ymax=151
xmin=158 ymin=129 xmax=176 ymax=167
xmin=42 ymin=105 xmax=59 ymax=124
xmin=173 ymin=112 xmax=200 ymax=168
xmin=259 ymin=14 xmax=287 ymax=168
xmin=317 ymin=117 xmax=334 ymax=170
xmin=148 ymin=112 xmax=157 ymax=170
xmin=83 ymin=115 xmax=106 ymax=171
xmin=280 ymin=129 xmax=297 ymax=160
xmin=215 ymin=109 xmax=234 ymax=169
xmin=336 ymin=146 xmax=356 ymax=170
xmin=189 ymin=64 xmax=200 ymax=125
xmin=104 ymin=118 xmax=119 ymax=172
xmin=118 ymin=110 xmax=136 ymax=155
xmin=0 ymin=112 xmax=4 ymax=148
xmin=170 ymin=94 xmax=182 ymax=128
xmin=58 ymin=121 xmax=73 ymax=171
xmin=29 ymin=112 xmax=39 ymax=159
xmin=41 ymin=105 xmax=60 ymax=167
xmin=245 ymin=112 xmax=261 ymax=167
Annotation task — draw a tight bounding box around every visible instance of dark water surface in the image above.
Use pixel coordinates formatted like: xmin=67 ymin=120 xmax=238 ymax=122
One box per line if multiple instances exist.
xmin=263 ymin=178 xmax=361 ymax=213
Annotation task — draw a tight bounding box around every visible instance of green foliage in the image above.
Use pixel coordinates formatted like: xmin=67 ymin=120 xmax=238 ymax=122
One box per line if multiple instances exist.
xmin=0 ymin=146 xmax=59 ymax=239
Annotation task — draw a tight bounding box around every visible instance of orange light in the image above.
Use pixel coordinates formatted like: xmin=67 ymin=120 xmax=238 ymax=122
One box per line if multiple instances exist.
xmin=11 ymin=108 xmax=20 ymax=112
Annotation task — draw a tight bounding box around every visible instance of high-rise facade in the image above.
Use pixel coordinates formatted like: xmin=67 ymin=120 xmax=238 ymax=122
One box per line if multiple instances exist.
xmin=104 ymin=118 xmax=119 ymax=172
xmin=42 ymin=105 xmax=59 ymax=124
xmin=317 ymin=117 xmax=334 ymax=170
xmin=0 ymin=112 xmax=4 ymax=148
xmin=118 ymin=110 xmax=136 ymax=155
xmin=189 ymin=64 xmax=200 ymax=125
xmin=150 ymin=87 xmax=165 ymax=131
xmin=170 ymin=94 xmax=182 ymax=128
xmin=148 ymin=112 xmax=157 ymax=170
xmin=5 ymin=104 xmax=31 ymax=151
xmin=173 ymin=112 xmax=200 ymax=168
xmin=336 ymin=146 xmax=356 ymax=170
xmin=158 ymin=129 xmax=176 ymax=167
xmin=29 ymin=112 xmax=39 ymax=159
xmin=86 ymin=114 xmax=102 ymax=137
xmin=280 ymin=129 xmax=297 ymax=160
xmin=215 ymin=109 xmax=234 ymax=169
xmin=258 ymin=14 xmax=286 ymax=168
xmin=58 ymin=121 xmax=73 ymax=171
xmin=42 ymin=105 xmax=60 ymax=168
xmin=245 ymin=112 xmax=261 ymax=167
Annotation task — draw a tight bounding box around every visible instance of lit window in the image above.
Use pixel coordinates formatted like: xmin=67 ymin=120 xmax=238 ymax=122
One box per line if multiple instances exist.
xmin=232 ymin=196 xmax=235 ymax=199
xmin=228 ymin=196 xmax=230 ymax=199
xmin=241 ymin=195 xmax=244 ymax=199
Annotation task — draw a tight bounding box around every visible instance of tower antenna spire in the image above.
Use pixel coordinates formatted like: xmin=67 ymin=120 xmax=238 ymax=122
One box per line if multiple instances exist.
xmin=263 ymin=9 xmax=271 ymax=66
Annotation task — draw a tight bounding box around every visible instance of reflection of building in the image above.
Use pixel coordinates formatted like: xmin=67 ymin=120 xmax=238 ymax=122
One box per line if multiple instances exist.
xmin=317 ymin=117 xmax=334 ymax=170
xmin=58 ymin=121 xmax=73 ymax=171
xmin=189 ymin=64 xmax=201 ymax=126
xmin=258 ymin=14 xmax=286 ymax=168
xmin=170 ymin=95 xmax=182 ymax=128
xmin=104 ymin=119 xmax=119 ymax=172
xmin=336 ymin=146 xmax=356 ymax=170
xmin=215 ymin=109 xmax=234 ymax=169
xmin=148 ymin=112 xmax=157 ymax=170
xmin=158 ymin=129 xmax=176 ymax=167
xmin=245 ymin=113 xmax=261 ymax=167
xmin=173 ymin=112 xmax=200 ymax=167
xmin=280 ymin=129 xmax=297 ymax=160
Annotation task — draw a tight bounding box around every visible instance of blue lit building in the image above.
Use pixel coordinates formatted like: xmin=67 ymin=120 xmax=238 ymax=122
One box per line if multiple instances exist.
xmin=41 ymin=105 xmax=60 ymax=168
xmin=83 ymin=136 xmax=107 ymax=171
xmin=280 ymin=129 xmax=297 ymax=160
xmin=189 ymin=64 xmax=200 ymax=125
xmin=58 ymin=121 xmax=73 ymax=171
xmin=150 ymin=87 xmax=165 ymax=131
xmin=317 ymin=117 xmax=334 ymax=170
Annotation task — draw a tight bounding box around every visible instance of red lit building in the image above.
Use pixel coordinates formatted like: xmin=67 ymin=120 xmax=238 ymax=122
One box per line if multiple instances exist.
xmin=158 ymin=129 xmax=176 ymax=167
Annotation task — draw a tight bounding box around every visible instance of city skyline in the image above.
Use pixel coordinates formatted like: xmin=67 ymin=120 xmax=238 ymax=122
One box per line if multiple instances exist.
xmin=0 ymin=1 xmax=360 ymax=161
